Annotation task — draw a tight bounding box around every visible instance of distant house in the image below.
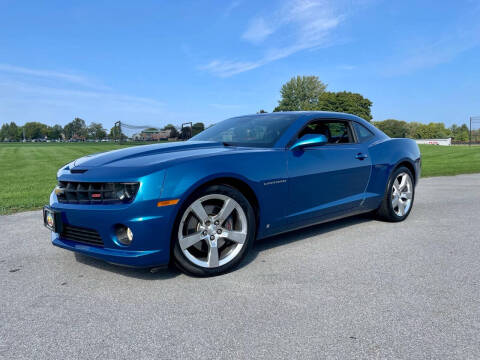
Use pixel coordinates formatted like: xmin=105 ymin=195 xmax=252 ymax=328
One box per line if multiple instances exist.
xmin=132 ymin=129 xmax=172 ymax=141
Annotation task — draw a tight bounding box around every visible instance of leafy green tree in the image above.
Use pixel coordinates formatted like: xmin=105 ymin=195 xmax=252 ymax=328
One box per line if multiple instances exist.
xmin=0 ymin=123 xmax=10 ymax=141
xmin=109 ymin=125 xmax=126 ymax=141
xmin=472 ymin=129 xmax=480 ymax=142
xmin=374 ymin=121 xmax=462 ymax=140
xmin=64 ymin=118 xmax=87 ymax=139
xmin=406 ymin=122 xmax=422 ymax=139
xmin=409 ymin=122 xmax=450 ymax=139
xmin=274 ymin=76 xmax=327 ymax=111
xmin=317 ymin=91 xmax=373 ymax=121
xmin=179 ymin=127 xmax=190 ymax=139
xmin=47 ymin=124 xmax=63 ymax=140
xmin=192 ymin=122 xmax=205 ymax=136
xmin=450 ymin=124 xmax=469 ymax=142
xmin=273 ymin=76 xmax=372 ymax=121
xmin=373 ymin=119 xmax=409 ymax=138
xmin=163 ymin=124 xmax=179 ymax=138
xmin=87 ymin=122 xmax=107 ymax=140
xmin=23 ymin=122 xmax=48 ymax=140
xmin=9 ymin=122 xmax=22 ymax=141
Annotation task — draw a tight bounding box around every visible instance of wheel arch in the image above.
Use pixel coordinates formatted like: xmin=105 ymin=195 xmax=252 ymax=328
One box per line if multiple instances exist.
xmin=393 ymin=159 xmax=416 ymax=185
xmin=188 ymin=176 xmax=260 ymax=217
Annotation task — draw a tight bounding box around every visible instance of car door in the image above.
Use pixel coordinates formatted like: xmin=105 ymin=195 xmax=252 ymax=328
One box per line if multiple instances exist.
xmin=286 ymin=119 xmax=372 ymax=227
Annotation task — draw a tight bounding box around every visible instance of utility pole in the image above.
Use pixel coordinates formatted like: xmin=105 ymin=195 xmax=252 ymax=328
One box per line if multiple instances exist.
xmin=470 ymin=116 xmax=472 ymax=147
xmin=114 ymin=121 xmax=121 ymax=143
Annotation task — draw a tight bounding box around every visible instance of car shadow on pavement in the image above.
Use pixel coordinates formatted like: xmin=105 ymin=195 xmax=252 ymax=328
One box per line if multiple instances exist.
xmin=73 ymin=213 xmax=373 ymax=278
xmin=73 ymin=253 xmax=182 ymax=280
xmin=240 ymin=213 xmax=373 ymax=269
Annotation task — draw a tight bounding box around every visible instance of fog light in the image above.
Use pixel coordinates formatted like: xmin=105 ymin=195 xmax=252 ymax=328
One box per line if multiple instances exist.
xmin=46 ymin=213 xmax=54 ymax=228
xmin=116 ymin=225 xmax=133 ymax=245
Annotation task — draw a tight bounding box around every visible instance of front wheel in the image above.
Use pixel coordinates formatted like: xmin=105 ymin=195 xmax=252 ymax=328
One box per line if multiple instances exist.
xmin=376 ymin=166 xmax=415 ymax=222
xmin=172 ymin=184 xmax=255 ymax=276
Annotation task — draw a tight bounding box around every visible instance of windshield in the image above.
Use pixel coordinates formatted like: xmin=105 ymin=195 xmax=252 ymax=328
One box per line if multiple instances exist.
xmin=190 ymin=114 xmax=297 ymax=148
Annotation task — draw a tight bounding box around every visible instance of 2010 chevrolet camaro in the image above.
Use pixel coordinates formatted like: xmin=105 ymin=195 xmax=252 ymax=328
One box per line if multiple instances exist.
xmin=44 ymin=112 xmax=421 ymax=276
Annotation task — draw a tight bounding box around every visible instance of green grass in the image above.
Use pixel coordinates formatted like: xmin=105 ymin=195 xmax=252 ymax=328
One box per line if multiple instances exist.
xmin=0 ymin=143 xmax=135 ymax=215
xmin=419 ymin=144 xmax=480 ymax=177
xmin=0 ymin=142 xmax=479 ymax=215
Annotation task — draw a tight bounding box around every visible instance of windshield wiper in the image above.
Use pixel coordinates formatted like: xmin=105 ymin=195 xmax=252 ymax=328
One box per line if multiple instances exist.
xmin=222 ymin=142 xmax=234 ymax=147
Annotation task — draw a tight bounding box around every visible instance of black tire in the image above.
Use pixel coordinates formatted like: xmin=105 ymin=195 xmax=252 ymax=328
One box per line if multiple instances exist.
xmin=172 ymin=184 xmax=256 ymax=276
xmin=376 ymin=166 xmax=415 ymax=222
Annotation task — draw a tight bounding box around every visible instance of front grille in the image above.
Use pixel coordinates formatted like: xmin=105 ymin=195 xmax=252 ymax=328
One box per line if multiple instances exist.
xmin=56 ymin=181 xmax=139 ymax=204
xmin=61 ymin=224 xmax=104 ymax=247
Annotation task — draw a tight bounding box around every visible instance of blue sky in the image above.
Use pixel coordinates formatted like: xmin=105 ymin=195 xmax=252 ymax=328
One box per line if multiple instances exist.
xmin=1 ymin=0 xmax=479 ymax=129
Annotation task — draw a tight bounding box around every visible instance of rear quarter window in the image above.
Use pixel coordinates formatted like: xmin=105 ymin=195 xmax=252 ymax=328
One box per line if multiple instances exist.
xmin=353 ymin=122 xmax=374 ymax=142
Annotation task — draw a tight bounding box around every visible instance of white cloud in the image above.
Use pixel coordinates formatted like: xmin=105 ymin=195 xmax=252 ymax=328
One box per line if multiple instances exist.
xmin=201 ymin=59 xmax=265 ymax=77
xmin=242 ymin=17 xmax=275 ymax=44
xmin=0 ymin=75 xmax=170 ymax=127
xmin=202 ymin=0 xmax=346 ymax=77
xmin=0 ymin=63 xmax=168 ymax=125
xmin=0 ymin=63 xmax=107 ymax=89
xmin=0 ymin=80 xmax=164 ymax=113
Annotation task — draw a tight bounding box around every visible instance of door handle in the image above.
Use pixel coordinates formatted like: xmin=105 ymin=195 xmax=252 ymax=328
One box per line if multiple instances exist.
xmin=355 ymin=153 xmax=368 ymax=160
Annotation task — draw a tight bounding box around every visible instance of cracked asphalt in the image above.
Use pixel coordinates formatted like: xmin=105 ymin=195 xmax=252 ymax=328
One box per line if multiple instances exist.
xmin=1 ymin=174 xmax=479 ymax=359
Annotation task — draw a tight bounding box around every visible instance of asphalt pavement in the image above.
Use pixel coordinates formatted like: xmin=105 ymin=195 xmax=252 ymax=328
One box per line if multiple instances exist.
xmin=1 ymin=174 xmax=479 ymax=359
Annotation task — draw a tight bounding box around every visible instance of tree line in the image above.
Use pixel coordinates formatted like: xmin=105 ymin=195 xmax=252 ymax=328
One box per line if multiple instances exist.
xmin=0 ymin=117 xmax=206 ymax=142
xmin=0 ymin=118 xmax=108 ymax=141
xmin=268 ymin=75 xmax=474 ymax=141
xmin=373 ymin=120 xmax=471 ymax=141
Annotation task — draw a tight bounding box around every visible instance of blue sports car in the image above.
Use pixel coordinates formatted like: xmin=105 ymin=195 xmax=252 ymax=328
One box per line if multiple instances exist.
xmin=44 ymin=112 xmax=421 ymax=276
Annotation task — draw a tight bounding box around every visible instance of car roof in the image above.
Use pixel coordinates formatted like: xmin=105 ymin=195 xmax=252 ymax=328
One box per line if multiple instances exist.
xmin=240 ymin=111 xmax=367 ymax=122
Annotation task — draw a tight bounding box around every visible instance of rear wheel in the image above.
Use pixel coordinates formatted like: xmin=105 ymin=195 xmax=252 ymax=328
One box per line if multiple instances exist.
xmin=377 ymin=166 xmax=414 ymax=222
xmin=172 ymin=184 xmax=255 ymax=276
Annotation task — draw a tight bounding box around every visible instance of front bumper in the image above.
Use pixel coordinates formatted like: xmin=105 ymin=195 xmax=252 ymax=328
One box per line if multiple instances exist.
xmin=48 ymin=189 xmax=178 ymax=268
xmin=52 ymin=236 xmax=165 ymax=267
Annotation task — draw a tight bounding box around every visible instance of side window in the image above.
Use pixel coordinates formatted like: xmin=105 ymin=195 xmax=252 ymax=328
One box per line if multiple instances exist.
xmin=297 ymin=120 xmax=354 ymax=144
xmin=353 ymin=122 xmax=374 ymax=142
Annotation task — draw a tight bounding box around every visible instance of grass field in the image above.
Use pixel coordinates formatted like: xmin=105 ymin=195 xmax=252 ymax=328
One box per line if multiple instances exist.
xmin=1 ymin=142 xmax=479 ymax=215
xmin=0 ymin=143 xmax=137 ymax=215
xmin=418 ymin=144 xmax=480 ymax=177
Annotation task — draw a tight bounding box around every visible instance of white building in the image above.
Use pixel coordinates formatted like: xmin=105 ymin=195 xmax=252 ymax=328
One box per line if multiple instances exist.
xmin=415 ymin=138 xmax=451 ymax=146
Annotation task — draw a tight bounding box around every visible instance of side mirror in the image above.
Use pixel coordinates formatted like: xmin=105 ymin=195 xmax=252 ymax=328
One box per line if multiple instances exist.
xmin=291 ymin=134 xmax=328 ymax=151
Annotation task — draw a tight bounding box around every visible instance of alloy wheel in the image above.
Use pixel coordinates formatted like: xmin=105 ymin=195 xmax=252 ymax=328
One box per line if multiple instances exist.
xmin=391 ymin=172 xmax=413 ymax=217
xmin=178 ymin=194 xmax=248 ymax=268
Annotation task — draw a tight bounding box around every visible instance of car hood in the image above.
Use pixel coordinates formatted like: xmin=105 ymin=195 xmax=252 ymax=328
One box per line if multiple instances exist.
xmin=72 ymin=141 xmax=246 ymax=169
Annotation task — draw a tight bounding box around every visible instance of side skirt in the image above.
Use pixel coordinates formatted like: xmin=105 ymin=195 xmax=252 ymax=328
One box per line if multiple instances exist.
xmin=256 ymin=207 xmax=373 ymax=241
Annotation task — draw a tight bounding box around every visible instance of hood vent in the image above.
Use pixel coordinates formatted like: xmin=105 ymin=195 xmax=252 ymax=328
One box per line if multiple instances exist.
xmin=70 ymin=168 xmax=88 ymax=174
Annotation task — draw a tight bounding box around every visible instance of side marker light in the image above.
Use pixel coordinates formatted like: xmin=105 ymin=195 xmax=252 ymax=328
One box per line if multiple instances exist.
xmin=157 ymin=199 xmax=180 ymax=207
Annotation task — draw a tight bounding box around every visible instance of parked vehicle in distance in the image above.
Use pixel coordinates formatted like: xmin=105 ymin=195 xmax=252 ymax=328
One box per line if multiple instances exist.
xmin=44 ymin=112 xmax=421 ymax=276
